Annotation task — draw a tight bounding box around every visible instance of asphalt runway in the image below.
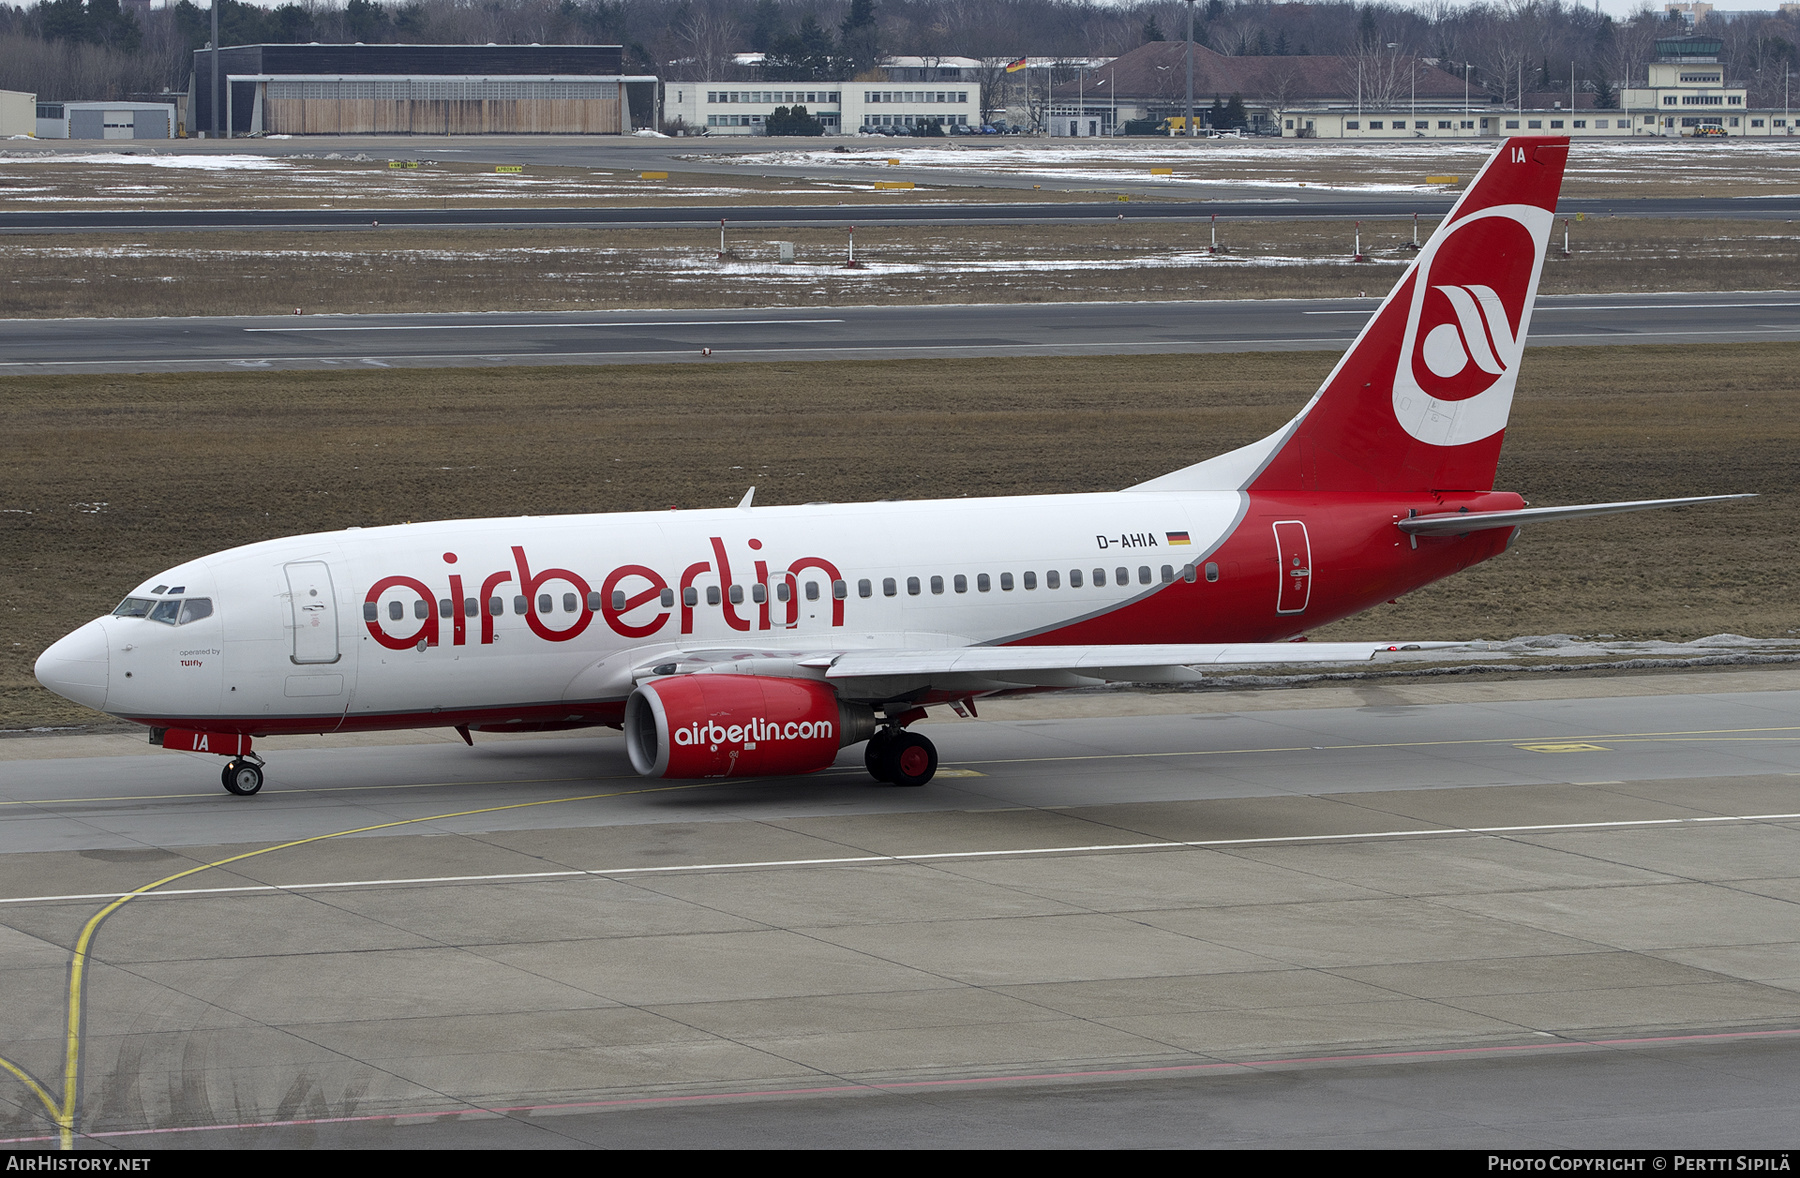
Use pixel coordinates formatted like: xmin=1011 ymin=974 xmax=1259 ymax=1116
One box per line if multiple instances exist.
xmin=4 ymin=196 xmax=1794 ymax=233
xmin=8 ymin=292 xmax=1799 ymax=376
xmin=1 ymin=668 xmax=1797 ymax=1147
xmin=7 ymin=136 xmax=1798 ymax=224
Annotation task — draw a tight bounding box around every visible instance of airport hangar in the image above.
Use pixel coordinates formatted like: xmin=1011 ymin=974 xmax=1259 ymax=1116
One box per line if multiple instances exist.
xmin=186 ymin=43 xmax=659 ymax=139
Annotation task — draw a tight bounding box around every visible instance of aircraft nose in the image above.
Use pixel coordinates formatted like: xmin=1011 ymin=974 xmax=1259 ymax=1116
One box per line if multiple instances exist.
xmin=35 ymin=618 xmax=110 ymax=712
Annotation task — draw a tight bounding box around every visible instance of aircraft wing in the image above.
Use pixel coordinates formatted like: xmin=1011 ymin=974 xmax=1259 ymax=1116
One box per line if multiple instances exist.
xmin=780 ymin=641 xmax=1464 ymax=693
xmin=1397 ymin=494 xmax=1755 ymax=537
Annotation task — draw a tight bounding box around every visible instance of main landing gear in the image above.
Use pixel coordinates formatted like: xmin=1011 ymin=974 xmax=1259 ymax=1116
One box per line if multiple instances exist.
xmin=221 ymin=757 xmax=266 ymax=796
xmin=864 ymin=727 xmax=938 ymax=787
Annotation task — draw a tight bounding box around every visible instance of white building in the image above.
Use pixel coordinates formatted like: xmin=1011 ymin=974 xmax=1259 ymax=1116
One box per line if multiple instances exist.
xmin=664 ymin=82 xmax=980 ymax=136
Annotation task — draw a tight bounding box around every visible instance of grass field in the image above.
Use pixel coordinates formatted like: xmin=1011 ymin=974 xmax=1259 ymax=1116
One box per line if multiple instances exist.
xmin=3 ymin=343 xmax=1793 ymax=732
xmin=3 ymin=217 xmax=1793 ymax=319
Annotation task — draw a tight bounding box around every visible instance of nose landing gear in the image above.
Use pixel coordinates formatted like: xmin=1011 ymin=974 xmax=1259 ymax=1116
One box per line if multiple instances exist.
xmin=864 ymin=727 xmax=938 ymax=787
xmin=221 ymin=757 xmax=266 ymax=796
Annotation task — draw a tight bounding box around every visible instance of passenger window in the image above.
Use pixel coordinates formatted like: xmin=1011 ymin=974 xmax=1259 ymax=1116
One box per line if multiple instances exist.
xmin=612 ymin=589 xmax=627 ymax=611
xmin=587 ymin=591 xmax=602 ymax=611
xmin=178 ymin=598 xmax=213 ymax=625
xmin=439 ymin=599 xmax=453 ymax=618
xmin=1161 ymin=566 xmax=1174 ymax=583
xmin=1183 ymin=565 xmax=1196 ymax=584
xmin=389 ymin=601 xmax=404 ymax=622
xmin=415 ymin=599 xmax=431 ymax=620
xmin=1069 ymin=569 xmax=1083 ymax=588
xmin=567 ymin=592 xmax=583 ymax=613
xmin=1046 ymin=570 xmax=1060 ymax=589
xmin=807 ymin=581 xmax=821 ymax=601
xmin=977 ymin=573 xmax=991 ymax=592
xmin=1093 ymin=567 xmax=1106 ymax=586
xmin=930 ymin=575 xmax=944 ymax=594
xmin=660 ymin=588 xmax=675 ymax=608
xmin=728 ymin=585 xmax=744 ymax=604
xmin=514 ymin=595 xmax=528 ymax=615
xmin=1115 ymin=567 xmax=1128 ymax=585
xmin=1000 ymin=572 xmax=1014 ymax=591
xmin=538 ymin=594 xmax=553 ymax=614
xmin=858 ymin=579 xmax=872 ymax=598
xmin=363 ymin=602 xmax=379 ymax=622
xmin=833 ymin=580 xmax=847 ymax=600
xmin=151 ymin=599 xmax=182 ymax=625
xmin=777 ymin=582 xmax=791 ymax=602
xmin=883 ymin=577 xmax=897 ymax=597
xmin=954 ymin=574 xmax=967 ymax=593
xmin=1205 ymin=562 xmax=1219 ymax=583
xmin=1139 ymin=566 xmax=1151 ymax=585
xmin=113 ymin=597 xmax=154 ymax=618
xmin=466 ymin=598 xmax=479 ymax=616
xmin=706 ymin=586 xmax=721 ymax=606
xmin=907 ymin=576 xmax=921 ymax=596
xmin=683 ymin=587 xmax=699 ymax=607
xmin=1023 ymin=571 xmax=1037 ymax=590
xmin=488 ymin=597 xmax=503 ymax=616
xmin=752 ymin=584 xmax=767 ymax=604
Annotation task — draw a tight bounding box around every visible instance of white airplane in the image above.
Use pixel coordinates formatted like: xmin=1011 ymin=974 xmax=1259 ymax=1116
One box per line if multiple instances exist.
xmin=35 ymin=137 xmax=1749 ymax=796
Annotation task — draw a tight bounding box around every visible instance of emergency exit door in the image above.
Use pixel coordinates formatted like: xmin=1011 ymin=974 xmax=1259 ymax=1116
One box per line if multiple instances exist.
xmin=1273 ymin=521 xmax=1312 ymax=614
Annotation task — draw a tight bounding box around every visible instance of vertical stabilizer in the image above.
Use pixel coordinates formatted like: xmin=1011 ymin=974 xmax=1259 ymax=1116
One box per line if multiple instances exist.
xmin=1133 ymin=136 xmax=1569 ymax=495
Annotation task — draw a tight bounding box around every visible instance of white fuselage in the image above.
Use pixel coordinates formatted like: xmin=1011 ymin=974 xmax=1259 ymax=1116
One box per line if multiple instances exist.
xmin=63 ymin=489 xmax=1245 ymax=732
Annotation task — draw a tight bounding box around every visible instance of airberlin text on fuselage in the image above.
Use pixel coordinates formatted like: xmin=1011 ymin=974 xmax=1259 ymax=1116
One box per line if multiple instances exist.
xmin=362 ymin=538 xmax=845 ymax=651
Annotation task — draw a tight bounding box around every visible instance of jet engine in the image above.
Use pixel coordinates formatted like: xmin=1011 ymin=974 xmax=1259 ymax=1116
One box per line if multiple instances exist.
xmin=625 ymin=674 xmax=877 ymax=779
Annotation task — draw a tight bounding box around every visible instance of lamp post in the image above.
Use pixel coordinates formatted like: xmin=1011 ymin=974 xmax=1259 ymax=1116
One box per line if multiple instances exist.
xmin=210 ymin=0 xmax=220 ymax=139
xmin=1185 ymin=0 xmax=1196 ymax=137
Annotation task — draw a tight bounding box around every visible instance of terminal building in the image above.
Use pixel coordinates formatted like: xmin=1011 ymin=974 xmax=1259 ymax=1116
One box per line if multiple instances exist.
xmin=1281 ymin=35 xmax=1791 ymax=139
xmin=663 ymin=82 xmax=981 ymax=135
xmin=188 ymin=43 xmax=656 ymax=137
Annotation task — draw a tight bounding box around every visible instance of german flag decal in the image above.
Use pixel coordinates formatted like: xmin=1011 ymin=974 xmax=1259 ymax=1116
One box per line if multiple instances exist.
xmin=1166 ymin=531 xmax=1191 ymax=545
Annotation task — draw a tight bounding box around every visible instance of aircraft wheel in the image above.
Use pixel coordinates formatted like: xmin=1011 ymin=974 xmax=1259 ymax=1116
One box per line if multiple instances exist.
xmin=864 ymin=729 xmax=896 ymax=782
xmin=883 ymin=731 xmax=937 ymax=788
xmin=222 ymin=759 xmax=264 ymax=796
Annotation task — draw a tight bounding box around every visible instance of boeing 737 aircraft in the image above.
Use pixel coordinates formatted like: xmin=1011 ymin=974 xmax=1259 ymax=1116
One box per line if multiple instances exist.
xmin=34 ymin=137 xmax=1748 ymax=795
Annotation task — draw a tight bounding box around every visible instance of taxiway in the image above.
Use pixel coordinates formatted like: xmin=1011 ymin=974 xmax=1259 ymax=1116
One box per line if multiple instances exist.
xmin=1 ymin=668 xmax=1796 ymax=1147
xmin=7 ymin=291 xmax=1798 ymax=376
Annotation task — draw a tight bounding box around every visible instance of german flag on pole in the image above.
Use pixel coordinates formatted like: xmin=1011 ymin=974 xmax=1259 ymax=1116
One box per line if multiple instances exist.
xmin=1005 ymin=56 xmax=1029 ymax=72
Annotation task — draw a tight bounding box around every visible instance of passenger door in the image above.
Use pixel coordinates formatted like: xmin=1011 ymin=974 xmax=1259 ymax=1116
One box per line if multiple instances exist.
xmin=284 ymin=561 xmax=341 ymax=664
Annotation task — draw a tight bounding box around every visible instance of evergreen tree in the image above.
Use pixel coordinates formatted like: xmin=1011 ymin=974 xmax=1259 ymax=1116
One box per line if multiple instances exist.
xmin=748 ymin=0 xmax=782 ymax=53
xmin=838 ymin=0 xmax=879 ymax=74
xmin=1223 ymin=93 xmax=1248 ymax=128
xmin=764 ymin=16 xmax=836 ymax=81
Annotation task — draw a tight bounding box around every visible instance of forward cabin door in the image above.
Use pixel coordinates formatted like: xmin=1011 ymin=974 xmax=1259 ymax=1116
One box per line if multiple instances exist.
xmin=285 ymin=561 xmax=342 ymax=665
xmin=1272 ymin=521 xmax=1312 ymax=615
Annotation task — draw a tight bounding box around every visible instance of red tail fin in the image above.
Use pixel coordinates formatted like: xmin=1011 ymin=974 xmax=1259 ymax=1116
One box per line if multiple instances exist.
xmin=1248 ymin=137 xmax=1568 ymax=494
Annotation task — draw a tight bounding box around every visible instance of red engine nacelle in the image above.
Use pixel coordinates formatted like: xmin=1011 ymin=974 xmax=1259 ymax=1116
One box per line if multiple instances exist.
xmin=625 ymin=674 xmax=877 ymax=779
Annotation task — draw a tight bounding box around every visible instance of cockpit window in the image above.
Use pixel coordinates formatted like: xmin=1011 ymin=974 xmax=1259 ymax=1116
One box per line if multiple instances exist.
xmin=178 ymin=598 xmax=213 ymax=625
xmin=113 ymin=597 xmax=154 ymax=618
xmin=151 ymin=585 xmax=168 ymax=595
xmin=149 ymin=599 xmax=181 ymax=625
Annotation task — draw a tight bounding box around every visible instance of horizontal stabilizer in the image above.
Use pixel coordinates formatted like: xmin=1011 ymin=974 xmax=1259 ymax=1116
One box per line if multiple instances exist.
xmin=1397 ymin=494 xmax=1755 ymax=537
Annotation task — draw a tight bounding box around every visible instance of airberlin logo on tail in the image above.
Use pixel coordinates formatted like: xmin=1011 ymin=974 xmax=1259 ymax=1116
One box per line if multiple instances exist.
xmin=1391 ymin=203 xmax=1553 ymax=449
xmin=1419 ymin=284 xmax=1517 ymax=382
